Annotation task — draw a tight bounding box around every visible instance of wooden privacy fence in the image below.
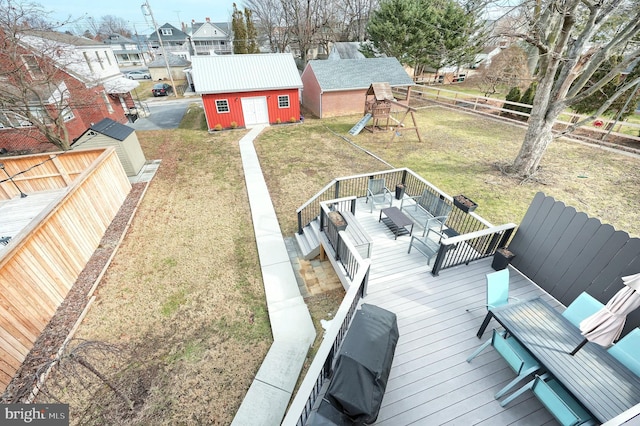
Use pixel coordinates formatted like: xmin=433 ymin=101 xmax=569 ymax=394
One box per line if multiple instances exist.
xmin=509 ymin=192 xmax=640 ymax=336
xmin=0 ymin=148 xmax=131 ymax=391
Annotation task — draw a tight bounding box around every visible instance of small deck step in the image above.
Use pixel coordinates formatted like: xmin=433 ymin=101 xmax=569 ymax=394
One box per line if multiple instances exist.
xmin=295 ymin=219 xmax=320 ymax=260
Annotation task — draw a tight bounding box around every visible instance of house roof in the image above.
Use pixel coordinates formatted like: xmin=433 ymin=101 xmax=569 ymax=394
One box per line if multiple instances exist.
xmin=189 ymin=21 xmax=231 ymax=39
xmin=23 ymin=30 xmax=103 ymax=47
xmin=86 ymin=118 xmax=134 ymax=141
xmin=147 ymin=23 xmax=189 ymax=42
xmin=191 ymin=54 xmax=303 ymax=94
xmin=304 ymin=58 xmax=414 ymax=91
xmin=328 ymin=42 xmax=365 ymax=60
xmin=147 ymin=53 xmax=191 ymax=68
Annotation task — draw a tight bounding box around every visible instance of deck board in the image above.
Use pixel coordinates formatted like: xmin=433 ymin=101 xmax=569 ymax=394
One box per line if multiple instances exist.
xmin=342 ymin=197 xmax=563 ymax=425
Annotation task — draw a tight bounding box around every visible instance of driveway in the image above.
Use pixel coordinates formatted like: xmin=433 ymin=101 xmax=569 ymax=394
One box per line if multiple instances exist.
xmin=127 ymin=97 xmax=200 ymax=130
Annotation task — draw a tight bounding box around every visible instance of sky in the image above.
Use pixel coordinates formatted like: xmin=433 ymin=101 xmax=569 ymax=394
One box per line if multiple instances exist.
xmin=44 ymin=0 xmax=237 ymax=35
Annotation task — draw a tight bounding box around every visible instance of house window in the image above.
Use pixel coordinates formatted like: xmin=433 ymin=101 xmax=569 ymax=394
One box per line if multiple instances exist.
xmin=0 ymin=111 xmax=32 ymax=128
xmin=21 ymin=55 xmax=44 ymax=79
xmin=61 ymin=106 xmax=75 ymax=122
xmin=278 ymin=95 xmax=290 ymax=108
xmin=101 ymin=91 xmax=114 ymax=113
xmin=161 ymin=28 xmax=173 ymax=36
xmin=216 ymin=99 xmax=230 ymax=113
xmin=95 ymin=51 xmax=104 ymax=69
xmin=83 ymin=52 xmax=94 ymax=73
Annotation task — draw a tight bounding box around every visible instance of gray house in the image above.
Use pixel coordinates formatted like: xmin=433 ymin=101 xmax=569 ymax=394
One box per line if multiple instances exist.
xmin=73 ymin=118 xmax=146 ymax=177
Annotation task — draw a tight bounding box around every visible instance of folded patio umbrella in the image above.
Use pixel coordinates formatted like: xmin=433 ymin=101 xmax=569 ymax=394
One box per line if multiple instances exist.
xmin=572 ymin=273 xmax=640 ymax=355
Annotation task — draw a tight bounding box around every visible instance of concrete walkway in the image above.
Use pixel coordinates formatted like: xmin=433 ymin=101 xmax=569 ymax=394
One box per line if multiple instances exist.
xmin=232 ymin=125 xmax=316 ymax=426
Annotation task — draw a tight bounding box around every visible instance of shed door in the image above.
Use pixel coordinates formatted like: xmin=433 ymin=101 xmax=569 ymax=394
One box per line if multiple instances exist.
xmin=241 ymin=96 xmax=269 ymax=126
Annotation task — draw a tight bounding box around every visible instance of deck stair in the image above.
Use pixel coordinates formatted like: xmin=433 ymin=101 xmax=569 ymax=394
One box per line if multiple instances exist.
xmin=295 ymin=218 xmax=321 ymax=260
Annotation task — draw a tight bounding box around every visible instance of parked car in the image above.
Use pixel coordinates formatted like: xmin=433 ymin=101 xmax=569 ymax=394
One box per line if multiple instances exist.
xmin=152 ymin=83 xmax=173 ymax=97
xmin=125 ymin=70 xmax=151 ymax=80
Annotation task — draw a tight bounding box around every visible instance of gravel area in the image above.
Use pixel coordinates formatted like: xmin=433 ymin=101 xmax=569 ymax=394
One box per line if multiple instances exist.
xmin=1 ymin=182 xmax=148 ymax=403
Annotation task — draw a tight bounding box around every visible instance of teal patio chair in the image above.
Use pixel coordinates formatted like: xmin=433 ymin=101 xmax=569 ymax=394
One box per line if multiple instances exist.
xmin=366 ymin=178 xmax=392 ymax=213
xmin=504 ymin=375 xmax=594 ymax=426
xmin=467 ymin=329 xmax=541 ymax=399
xmin=561 ymin=292 xmax=604 ymax=328
xmin=467 ymin=269 xmax=514 ymax=312
xmin=608 ymin=328 xmax=640 ymax=377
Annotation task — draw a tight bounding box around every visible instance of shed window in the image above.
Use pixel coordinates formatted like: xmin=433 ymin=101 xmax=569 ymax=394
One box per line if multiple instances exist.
xmin=216 ymin=99 xmax=230 ymax=113
xmin=278 ymin=95 xmax=290 ymax=108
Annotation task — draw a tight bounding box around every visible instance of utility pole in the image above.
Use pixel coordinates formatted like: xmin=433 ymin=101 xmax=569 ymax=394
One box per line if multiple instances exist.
xmin=141 ymin=0 xmax=178 ymax=97
xmin=132 ymin=23 xmax=148 ymax=66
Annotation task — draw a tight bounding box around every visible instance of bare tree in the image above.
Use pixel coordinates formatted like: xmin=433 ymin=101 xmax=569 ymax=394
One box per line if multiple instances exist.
xmin=0 ymin=1 xmax=99 ymax=151
xmin=475 ymin=45 xmax=530 ymax=97
xmin=495 ymin=0 xmax=640 ymax=177
xmin=98 ymin=15 xmax=132 ymax=38
xmin=244 ymin=0 xmax=290 ymax=53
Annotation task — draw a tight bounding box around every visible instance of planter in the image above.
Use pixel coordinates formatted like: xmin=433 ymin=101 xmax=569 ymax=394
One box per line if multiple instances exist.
xmin=453 ymin=194 xmax=478 ymax=213
xmin=328 ymin=211 xmax=348 ymax=232
xmin=395 ymin=184 xmax=405 ymax=200
xmin=492 ymin=247 xmax=515 ymax=271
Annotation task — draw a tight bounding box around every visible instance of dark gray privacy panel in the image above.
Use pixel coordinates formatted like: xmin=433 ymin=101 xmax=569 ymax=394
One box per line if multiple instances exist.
xmin=509 ymin=192 xmax=640 ymax=336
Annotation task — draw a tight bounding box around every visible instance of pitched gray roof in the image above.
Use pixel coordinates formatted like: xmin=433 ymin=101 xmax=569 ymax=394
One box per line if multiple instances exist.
xmin=305 ymin=57 xmax=414 ymax=91
xmin=147 ymin=23 xmax=189 ymax=42
xmin=191 ymin=54 xmax=302 ymax=94
xmin=89 ymin=118 xmax=134 ymax=141
xmin=147 ymin=53 xmax=191 ymax=68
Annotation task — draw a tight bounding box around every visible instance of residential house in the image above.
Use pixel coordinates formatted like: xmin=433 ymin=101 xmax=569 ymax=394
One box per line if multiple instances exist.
xmin=301 ymin=57 xmax=415 ymax=118
xmin=0 ymin=31 xmax=138 ymax=155
xmin=147 ymin=23 xmax=191 ymax=61
xmin=147 ymin=53 xmax=191 ymax=81
xmin=185 ymin=18 xmax=233 ymax=56
xmin=191 ymin=54 xmax=302 ymax=129
xmin=103 ymin=33 xmax=152 ymax=67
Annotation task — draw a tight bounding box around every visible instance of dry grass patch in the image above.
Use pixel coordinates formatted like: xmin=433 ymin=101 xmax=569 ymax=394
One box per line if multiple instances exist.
xmin=44 ymin=129 xmax=271 ymax=425
xmin=256 ymin=108 xmax=639 ymax=237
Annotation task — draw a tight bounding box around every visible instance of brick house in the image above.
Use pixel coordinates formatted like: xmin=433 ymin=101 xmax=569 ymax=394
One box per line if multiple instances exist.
xmin=0 ymin=31 xmax=137 ymax=155
xmin=301 ymin=57 xmax=414 ymax=118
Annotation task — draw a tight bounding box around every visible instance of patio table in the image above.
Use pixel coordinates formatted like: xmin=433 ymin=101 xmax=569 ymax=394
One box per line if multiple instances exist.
xmin=379 ymin=207 xmax=414 ymax=240
xmin=477 ymin=297 xmax=640 ymax=423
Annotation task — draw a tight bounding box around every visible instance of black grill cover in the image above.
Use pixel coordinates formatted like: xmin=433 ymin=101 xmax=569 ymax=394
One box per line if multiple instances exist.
xmin=325 ymin=304 xmax=399 ymax=424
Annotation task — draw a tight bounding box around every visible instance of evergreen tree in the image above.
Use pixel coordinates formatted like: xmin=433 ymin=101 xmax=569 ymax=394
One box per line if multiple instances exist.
xmin=518 ymin=82 xmax=537 ymax=114
xmin=232 ymin=3 xmax=247 ymax=54
xmin=244 ymin=8 xmax=259 ymax=54
xmin=502 ymin=87 xmax=522 ymax=117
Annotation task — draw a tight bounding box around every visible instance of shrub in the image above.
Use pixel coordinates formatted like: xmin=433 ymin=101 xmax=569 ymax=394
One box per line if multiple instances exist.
xmin=289 ymin=116 xmax=296 ymax=123
xmin=502 ymin=87 xmax=522 ymax=118
xmin=275 ymin=118 xmax=281 ymax=124
xmin=518 ymin=82 xmax=537 ymax=114
xmin=230 ymin=121 xmax=238 ymax=129
xmin=213 ymin=123 xmax=223 ymax=131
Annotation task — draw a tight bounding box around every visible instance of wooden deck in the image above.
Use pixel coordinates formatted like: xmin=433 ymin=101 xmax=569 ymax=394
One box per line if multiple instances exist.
xmin=346 ymin=196 xmax=565 ymax=426
xmin=0 ymin=189 xmax=67 ymax=254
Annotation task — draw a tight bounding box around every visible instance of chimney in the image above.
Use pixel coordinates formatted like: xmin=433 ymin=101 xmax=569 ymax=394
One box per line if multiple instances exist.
xmin=206 ymin=17 xmax=210 ymax=22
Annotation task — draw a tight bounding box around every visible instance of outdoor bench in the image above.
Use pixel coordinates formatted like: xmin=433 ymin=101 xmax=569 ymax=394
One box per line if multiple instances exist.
xmin=400 ymin=189 xmax=453 ymax=236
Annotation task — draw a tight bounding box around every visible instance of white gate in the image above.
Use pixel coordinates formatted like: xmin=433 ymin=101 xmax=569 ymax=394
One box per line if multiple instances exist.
xmin=241 ymin=96 xmax=269 ymax=126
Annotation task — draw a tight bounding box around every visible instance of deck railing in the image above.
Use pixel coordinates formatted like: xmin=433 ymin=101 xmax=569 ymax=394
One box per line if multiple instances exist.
xmin=319 ymin=197 xmax=366 ymax=281
xmin=430 ymin=223 xmax=518 ymax=275
xmin=281 ymin=258 xmax=371 ymax=426
xmin=297 ymin=168 xmax=516 ymax=277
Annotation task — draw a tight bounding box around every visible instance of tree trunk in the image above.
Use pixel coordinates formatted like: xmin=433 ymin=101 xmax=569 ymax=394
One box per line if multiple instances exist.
xmin=511 ymin=115 xmax=555 ymax=177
